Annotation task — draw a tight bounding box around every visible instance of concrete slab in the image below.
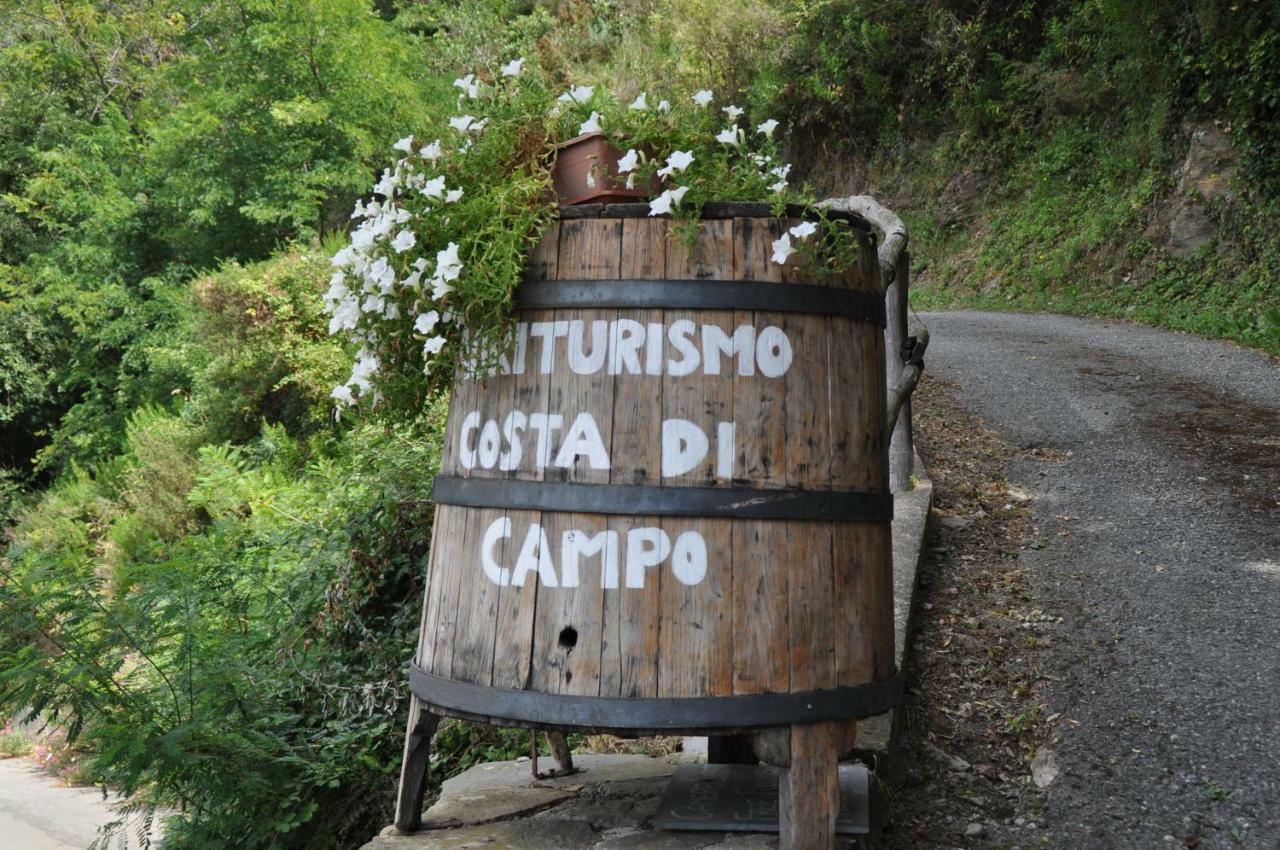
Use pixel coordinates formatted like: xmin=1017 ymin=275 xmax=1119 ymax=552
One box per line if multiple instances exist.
xmin=421 ymin=754 xmax=692 ymax=829
xmin=365 ymin=819 xmax=599 ymax=849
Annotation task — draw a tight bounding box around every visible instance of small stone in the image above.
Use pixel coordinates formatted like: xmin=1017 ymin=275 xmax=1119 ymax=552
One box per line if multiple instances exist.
xmin=965 ymin=822 xmax=986 ymax=838
xmin=1031 ymin=748 xmax=1059 ymax=788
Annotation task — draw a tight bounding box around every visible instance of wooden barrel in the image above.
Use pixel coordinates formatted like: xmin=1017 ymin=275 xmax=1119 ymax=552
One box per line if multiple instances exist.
xmin=411 ymin=202 xmax=899 ymax=735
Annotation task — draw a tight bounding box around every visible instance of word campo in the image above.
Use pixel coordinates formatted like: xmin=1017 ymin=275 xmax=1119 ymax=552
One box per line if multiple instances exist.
xmin=480 ymin=517 xmax=708 ymax=588
xmin=460 ymin=410 xmax=736 ymax=478
xmin=468 ymin=319 xmax=795 ymax=378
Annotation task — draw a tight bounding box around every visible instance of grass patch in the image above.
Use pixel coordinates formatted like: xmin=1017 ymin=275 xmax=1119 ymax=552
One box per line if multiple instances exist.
xmin=0 ymin=729 xmax=33 ymax=759
xmin=891 ymin=112 xmax=1279 ymax=356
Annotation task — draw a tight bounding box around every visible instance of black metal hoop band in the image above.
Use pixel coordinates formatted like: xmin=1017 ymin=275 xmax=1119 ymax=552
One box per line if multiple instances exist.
xmin=410 ymin=664 xmax=901 ymax=731
xmin=515 ymin=279 xmax=885 ymax=326
xmin=432 ymin=476 xmax=892 ymax=522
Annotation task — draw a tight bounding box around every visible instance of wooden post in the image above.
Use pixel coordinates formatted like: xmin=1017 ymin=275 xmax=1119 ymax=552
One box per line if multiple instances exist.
xmin=886 ymin=251 xmax=912 ymax=493
xmin=393 ymin=695 xmax=440 ymax=832
xmin=778 ymin=721 xmax=840 ymax=849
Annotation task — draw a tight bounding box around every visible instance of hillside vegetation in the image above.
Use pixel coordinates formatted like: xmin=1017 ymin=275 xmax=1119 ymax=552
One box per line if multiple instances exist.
xmin=0 ymin=1 xmax=1276 ymax=847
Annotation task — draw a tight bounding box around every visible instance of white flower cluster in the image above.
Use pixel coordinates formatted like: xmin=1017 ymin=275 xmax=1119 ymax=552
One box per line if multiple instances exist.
xmin=326 ymin=71 xmax=810 ymax=410
xmin=770 ymin=220 xmax=818 ymax=265
xmin=324 ymin=108 xmax=487 ymax=406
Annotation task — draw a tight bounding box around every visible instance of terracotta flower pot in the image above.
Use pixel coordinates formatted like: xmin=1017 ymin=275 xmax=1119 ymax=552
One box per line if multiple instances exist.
xmin=551 ymin=132 xmax=656 ymax=206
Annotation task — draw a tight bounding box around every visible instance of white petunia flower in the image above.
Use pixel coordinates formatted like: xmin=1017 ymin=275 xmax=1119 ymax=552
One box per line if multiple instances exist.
xmin=431 ymin=276 xmax=454 ymax=301
xmin=448 ymin=115 xmax=476 ymax=133
xmin=325 ymin=272 xmax=348 ymax=303
xmin=414 ymin=310 xmax=440 ymax=335
xmin=500 ymin=57 xmax=525 ymax=77
xmin=381 ymin=300 xmax=400 ymax=320
xmin=445 ymin=188 xmax=464 ymax=203
xmin=331 ymin=384 xmax=355 ymax=406
xmin=393 ymin=134 xmax=415 ymax=154
xmin=629 ymin=92 xmax=648 ymax=110
xmin=421 ymin=139 xmax=443 ymax=161
xmin=616 ymin=149 xmax=639 ymax=173
xmin=557 ymin=85 xmax=594 ymax=105
xmin=367 ymin=256 xmax=393 ymax=291
xmin=349 ymin=199 xmax=366 ymax=219
xmin=722 ymin=105 xmax=744 ymax=121
xmin=350 ymin=227 xmax=376 ymax=252
xmin=656 ymin=150 xmax=694 ymax=180
xmin=421 ymin=176 xmax=446 ymax=199
xmin=770 ymin=163 xmax=792 ymax=179
xmin=769 ymin=179 xmax=788 ymax=193
xmin=331 ymin=245 xmax=355 ymax=268
xmin=423 ymin=336 xmax=447 ymax=356
xmin=435 ymin=242 xmax=463 ymax=282
xmin=395 ymin=206 xmax=413 ymax=223
xmin=789 ymin=221 xmax=818 ymax=241
xmin=391 ymin=229 xmax=416 ymax=253
xmin=757 ymin=118 xmax=779 ymax=138
xmin=648 ymin=191 xmax=672 ymax=216
xmin=657 ymin=99 xmax=671 ymax=112
xmin=349 ymin=351 xmax=380 ymax=391
xmin=328 ymin=297 xmax=360 ymax=334
xmin=453 ymin=74 xmax=480 ymax=99
xmin=715 ymin=124 xmax=742 ymax=146
xmin=373 ymin=168 xmax=398 ymax=197
xmin=578 ymin=111 xmax=602 ymax=135
xmin=771 ymin=234 xmax=794 ymax=265
xmin=692 ymin=89 xmax=713 ymax=108
xmin=648 ymin=186 xmax=688 ymax=216
xmin=361 ymin=293 xmax=385 ymax=315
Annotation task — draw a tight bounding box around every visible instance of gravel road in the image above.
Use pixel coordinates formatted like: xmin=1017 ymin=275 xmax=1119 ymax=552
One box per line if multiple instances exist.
xmin=923 ymin=311 xmax=1279 ymax=849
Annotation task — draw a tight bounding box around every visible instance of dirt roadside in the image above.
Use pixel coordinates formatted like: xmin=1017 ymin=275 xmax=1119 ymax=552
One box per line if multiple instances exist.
xmin=870 ymin=376 xmax=1066 ymax=850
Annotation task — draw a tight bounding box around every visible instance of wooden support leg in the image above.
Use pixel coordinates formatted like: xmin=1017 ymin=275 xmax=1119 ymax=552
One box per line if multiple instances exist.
xmin=708 ymin=734 xmax=756 ymax=764
xmin=548 ymin=731 xmax=574 ymax=772
xmin=778 ymin=721 xmax=840 ymax=850
xmin=394 ymin=694 xmax=440 ymax=833
xmin=534 ymin=731 xmax=578 ymax=778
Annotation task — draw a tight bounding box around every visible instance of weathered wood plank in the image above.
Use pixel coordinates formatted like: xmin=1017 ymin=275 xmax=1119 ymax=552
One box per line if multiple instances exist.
xmin=778 ymin=721 xmax=840 ymax=850
xmin=425 ymin=505 xmax=468 ymax=678
xmin=598 ymin=218 xmax=666 ymax=699
xmin=724 ymin=218 xmax=790 ymax=697
xmin=529 ymin=218 xmax=620 ymax=696
xmin=660 ymin=219 xmax=735 ymax=699
xmin=476 ymin=219 xmax=562 ymax=692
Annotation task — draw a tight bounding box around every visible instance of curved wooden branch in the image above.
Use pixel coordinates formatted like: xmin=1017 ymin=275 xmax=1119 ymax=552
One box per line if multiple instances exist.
xmin=819 ymin=195 xmax=908 ymax=290
xmin=885 ymin=322 xmax=929 ymax=435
